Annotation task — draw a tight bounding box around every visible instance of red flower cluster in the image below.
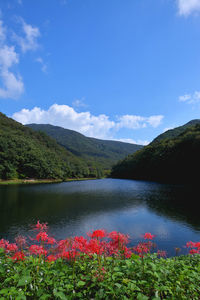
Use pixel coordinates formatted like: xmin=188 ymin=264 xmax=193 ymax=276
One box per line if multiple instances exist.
xmin=143 ymin=233 xmax=155 ymax=240
xmin=186 ymin=241 xmax=200 ymax=254
xmin=1 ymin=221 xmax=199 ymax=262
xmin=11 ymin=251 xmax=25 ymax=261
xmin=0 ymin=239 xmax=18 ymax=253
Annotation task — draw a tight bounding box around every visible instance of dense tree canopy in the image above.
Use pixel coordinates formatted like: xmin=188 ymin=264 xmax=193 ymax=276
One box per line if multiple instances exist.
xmin=0 ymin=113 xmax=91 ymax=180
xmin=111 ymin=123 xmax=200 ymax=184
xmin=0 ymin=113 xmax=142 ymax=180
xmin=27 ymin=124 xmax=142 ymax=177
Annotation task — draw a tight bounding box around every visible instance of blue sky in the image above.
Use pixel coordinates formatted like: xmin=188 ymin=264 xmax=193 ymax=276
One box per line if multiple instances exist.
xmin=1 ymin=0 xmax=200 ymax=144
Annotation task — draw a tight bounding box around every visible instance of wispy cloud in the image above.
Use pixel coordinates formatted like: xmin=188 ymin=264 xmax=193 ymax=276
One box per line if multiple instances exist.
xmin=72 ymin=98 xmax=87 ymax=108
xmin=0 ymin=20 xmax=24 ymax=99
xmin=177 ymin=0 xmax=200 ymax=16
xmin=0 ymin=16 xmax=43 ymax=100
xmin=12 ymin=104 xmax=164 ymax=142
xmin=179 ymin=91 xmax=200 ymax=104
xmin=13 ymin=18 xmax=40 ymax=53
xmin=115 ymin=138 xmax=149 ymax=146
xmin=116 ymin=115 xmax=164 ymax=130
xmin=35 ymin=57 xmax=47 ymax=73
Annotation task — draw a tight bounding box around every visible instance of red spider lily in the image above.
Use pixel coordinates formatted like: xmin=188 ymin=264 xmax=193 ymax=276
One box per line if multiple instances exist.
xmin=0 ymin=239 xmax=9 ymax=250
xmin=133 ymin=242 xmax=149 ymax=257
xmin=36 ymin=231 xmax=48 ymax=242
xmin=11 ymin=251 xmax=25 ymax=261
xmin=109 ymin=231 xmax=129 ymax=244
xmin=29 ymin=245 xmax=47 ymax=256
xmin=108 ymin=231 xmax=129 ymax=253
xmin=186 ymin=241 xmax=200 ymax=254
xmin=122 ymin=246 xmax=132 ymax=258
xmin=157 ymin=250 xmax=167 ymax=257
xmin=15 ymin=235 xmax=26 ymax=248
xmin=88 ymin=229 xmax=107 ymax=239
xmin=46 ymin=255 xmax=57 ymax=262
xmin=33 ymin=221 xmax=48 ymax=232
xmin=86 ymin=239 xmax=105 ymax=255
xmin=186 ymin=241 xmax=196 ymax=248
xmin=73 ymin=236 xmax=88 ymax=252
xmin=194 ymin=242 xmax=200 ymax=249
xmin=60 ymin=250 xmax=79 ymax=261
xmin=6 ymin=243 xmax=18 ymax=252
xmin=57 ymin=238 xmax=72 ymax=252
xmin=189 ymin=249 xmax=199 ymax=254
xmin=46 ymin=237 xmax=56 ymax=245
xmin=143 ymin=233 xmax=155 ymax=240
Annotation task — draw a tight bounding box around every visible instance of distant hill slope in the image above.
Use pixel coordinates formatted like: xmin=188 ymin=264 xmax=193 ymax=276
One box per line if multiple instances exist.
xmin=27 ymin=124 xmax=143 ymax=175
xmin=0 ymin=113 xmax=91 ymax=180
xmin=152 ymin=119 xmax=200 ymax=143
xmin=111 ymin=121 xmax=200 ymax=183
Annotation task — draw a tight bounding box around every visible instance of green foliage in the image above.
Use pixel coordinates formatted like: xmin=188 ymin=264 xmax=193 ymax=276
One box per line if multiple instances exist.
xmin=0 ymin=249 xmax=200 ymax=299
xmin=27 ymin=124 xmax=143 ymax=177
xmin=111 ymin=123 xmax=200 ymax=183
xmin=152 ymin=119 xmax=200 ymax=144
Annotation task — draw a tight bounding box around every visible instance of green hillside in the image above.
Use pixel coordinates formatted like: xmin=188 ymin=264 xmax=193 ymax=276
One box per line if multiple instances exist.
xmin=27 ymin=124 xmax=143 ymax=174
xmin=152 ymin=119 xmax=200 ymax=143
xmin=0 ymin=113 xmax=92 ymax=180
xmin=111 ymin=122 xmax=200 ymax=183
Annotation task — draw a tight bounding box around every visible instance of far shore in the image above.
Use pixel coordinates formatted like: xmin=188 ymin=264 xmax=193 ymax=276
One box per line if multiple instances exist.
xmin=0 ymin=177 xmax=101 ymax=185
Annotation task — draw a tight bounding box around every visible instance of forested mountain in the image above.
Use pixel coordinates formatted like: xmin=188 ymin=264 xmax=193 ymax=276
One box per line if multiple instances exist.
xmin=0 ymin=113 xmax=94 ymax=180
xmin=152 ymin=119 xmax=200 ymax=143
xmin=27 ymin=124 xmax=143 ymax=175
xmin=0 ymin=113 xmax=142 ymax=180
xmin=111 ymin=122 xmax=200 ymax=183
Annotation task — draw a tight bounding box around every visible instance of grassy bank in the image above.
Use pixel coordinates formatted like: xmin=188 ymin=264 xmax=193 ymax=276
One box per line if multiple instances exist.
xmin=0 ymin=177 xmax=101 ymax=185
xmin=0 ymin=179 xmax=63 ymax=185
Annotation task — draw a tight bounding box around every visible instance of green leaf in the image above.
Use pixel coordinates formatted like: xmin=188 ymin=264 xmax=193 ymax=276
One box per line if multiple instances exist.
xmin=39 ymin=294 xmax=51 ymax=300
xmin=137 ymin=293 xmax=149 ymax=300
xmin=16 ymin=296 xmax=26 ymax=300
xmin=17 ymin=275 xmax=32 ymax=287
xmin=77 ymin=280 xmax=86 ymax=287
xmin=53 ymin=289 xmax=68 ymax=300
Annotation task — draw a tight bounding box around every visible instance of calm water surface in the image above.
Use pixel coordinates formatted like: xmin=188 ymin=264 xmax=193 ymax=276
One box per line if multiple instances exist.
xmin=0 ymin=178 xmax=200 ymax=256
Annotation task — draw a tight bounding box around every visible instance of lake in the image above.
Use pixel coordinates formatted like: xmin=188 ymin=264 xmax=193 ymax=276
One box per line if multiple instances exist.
xmin=0 ymin=178 xmax=200 ymax=256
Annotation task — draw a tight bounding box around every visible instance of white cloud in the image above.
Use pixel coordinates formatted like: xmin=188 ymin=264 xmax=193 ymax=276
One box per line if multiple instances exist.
xmin=0 ymin=17 xmax=42 ymax=99
xmin=179 ymin=91 xmax=200 ymax=104
xmin=177 ymin=0 xmax=200 ymax=16
xmin=0 ymin=22 xmax=24 ymax=99
xmin=35 ymin=57 xmax=47 ymax=73
xmin=116 ymin=114 xmax=163 ymax=129
xmin=163 ymin=127 xmax=174 ymax=133
xmin=14 ymin=18 xmax=40 ymax=53
xmin=0 ymin=20 xmax=6 ymax=43
xmin=12 ymin=104 xmax=164 ymax=142
xmin=72 ymin=98 xmax=87 ymax=108
xmin=115 ymin=138 xmax=149 ymax=146
xmin=12 ymin=104 xmax=116 ymax=139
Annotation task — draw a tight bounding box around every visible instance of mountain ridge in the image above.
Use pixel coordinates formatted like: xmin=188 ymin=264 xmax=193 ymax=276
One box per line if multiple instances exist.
xmin=26 ymin=123 xmax=143 ymax=173
xmin=152 ymin=119 xmax=200 ymax=143
xmin=111 ymin=119 xmax=200 ymax=183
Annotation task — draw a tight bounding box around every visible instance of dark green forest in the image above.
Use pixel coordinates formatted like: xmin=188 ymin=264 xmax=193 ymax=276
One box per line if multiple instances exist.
xmin=27 ymin=124 xmax=142 ymax=176
xmin=0 ymin=113 xmax=96 ymax=180
xmin=0 ymin=113 xmax=142 ymax=180
xmin=111 ymin=122 xmax=200 ymax=183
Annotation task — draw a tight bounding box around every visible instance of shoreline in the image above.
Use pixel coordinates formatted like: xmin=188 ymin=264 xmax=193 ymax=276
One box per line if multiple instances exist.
xmin=0 ymin=177 xmax=101 ymax=185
